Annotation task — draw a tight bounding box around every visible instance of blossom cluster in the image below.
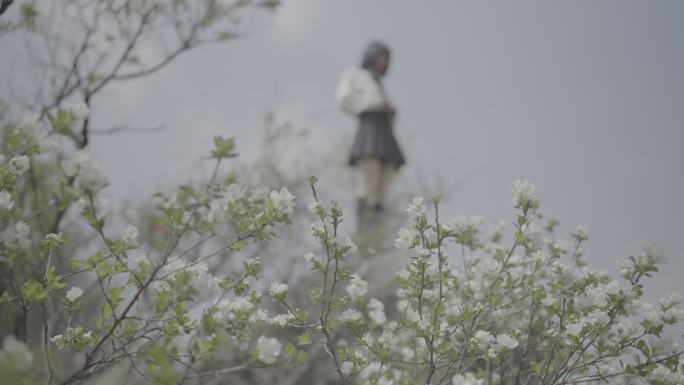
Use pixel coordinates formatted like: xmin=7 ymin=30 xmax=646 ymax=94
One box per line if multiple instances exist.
xmin=289 ymin=179 xmax=684 ymax=385
xmin=1 ymin=106 xmax=682 ymax=385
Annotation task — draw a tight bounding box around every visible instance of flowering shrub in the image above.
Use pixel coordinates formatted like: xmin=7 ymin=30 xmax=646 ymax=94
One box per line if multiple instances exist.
xmin=0 ymin=109 xmax=682 ymax=385
xmin=0 ymin=109 xmax=296 ymax=384
xmin=265 ymin=179 xmax=683 ymax=385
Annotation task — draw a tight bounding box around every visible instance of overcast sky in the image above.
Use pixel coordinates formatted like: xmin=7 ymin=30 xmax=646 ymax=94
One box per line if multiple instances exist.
xmin=4 ymin=1 xmax=683 ymax=306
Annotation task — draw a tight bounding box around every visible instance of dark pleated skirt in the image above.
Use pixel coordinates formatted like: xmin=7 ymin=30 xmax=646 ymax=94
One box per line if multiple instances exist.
xmin=349 ymin=111 xmax=406 ymax=168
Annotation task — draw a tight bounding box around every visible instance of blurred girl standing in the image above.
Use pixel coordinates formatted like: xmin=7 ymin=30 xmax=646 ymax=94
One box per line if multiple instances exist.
xmin=336 ymin=41 xmax=406 ymax=230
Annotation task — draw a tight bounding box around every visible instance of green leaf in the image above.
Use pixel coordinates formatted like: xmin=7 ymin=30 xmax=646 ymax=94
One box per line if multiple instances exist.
xmin=310 ymin=287 xmax=321 ymax=305
xmin=531 ymin=361 xmax=543 ymax=376
xmin=0 ymin=291 xmax=13 ymax=304
xmin=20 ymin=3 xmax=38 ymax=26
xmin=21 ymin=279 xmax=47 ymax=303
xmin=216 ymin=31 xmax=236 ymax=40
xmin=211 ymin=136 xmax=237 ymax=159
xmin=51 ymin=110 xmax=75 ymax=135
xmin=296 ymin=332 xmax=312 ymax=346
xmin=45 ymin=267 xmax=65 ymax=291
xmin=285 ymin=342 xmax=297 ymax=360
xmin=108 ymin=286 xmax=124 ymax=307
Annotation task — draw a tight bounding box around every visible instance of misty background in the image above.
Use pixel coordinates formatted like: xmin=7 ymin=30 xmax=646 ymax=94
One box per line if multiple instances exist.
xmin=5 ymin=1 xmax=683 ymax=303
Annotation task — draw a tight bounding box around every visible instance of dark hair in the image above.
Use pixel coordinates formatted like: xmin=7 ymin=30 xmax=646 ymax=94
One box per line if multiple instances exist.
xmin=361 ymin=41 xmax=391 ymax=76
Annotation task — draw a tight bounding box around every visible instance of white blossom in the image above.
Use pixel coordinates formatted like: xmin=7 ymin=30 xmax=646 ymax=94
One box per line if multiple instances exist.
xmin=15 ymin=112 xmax=57 ymax=151
xmin=615 ymin=318 xmax=639 ymax=337
xmin=641 ymin=243 xmax=666 ymax=264
xmin=244 ymin=256 xmax=262 ymax=273
xmin=310 ymin=220 xmax=325 ymax=236
xmin=445 ymin=215 xmax=483 ymax=234
xmin=421 ymin=289 xmax=437 ymax=301
xmin=604 ymin=280 xmax=622 ymax=295
xmin=0 ymin=190 xmax=14 ymax=210
xmin=340 ymin=361 xmax=354 ymax=376
xmin=123 ymin=225 xmax=138 ymax=246
xmin=247 ymin=309 xmax=267 ymax=323
xmin=76 ymin=194 xmax=108 ymax=213
xmin=575 ymin=224 xmax=589 ymax=239
xmin=395 ymin=268 xmax=410 ymax=280
xmin=401 ymin=346 xmax=415 ymax=361
xmin=493 ymin=334 xmax=518 ymax=351
xmin=8 ymin=155 xmax=30 ymax=176
xmin=345 ymin=274 xmax=367 ymax=298
xmin=596 ymin=357 xmax=621 ymax=376
xmin=161 ymin=257 xmax=220 ymax=294
xmin=359 ymin=361 xmax=382 ymax=381
xmin=187 ymin=262 xmax=221 ymax=292
xmin=61 ymin=150 xmax=106 ymax=191
xmin=270 ymin=314 xmax=292 ymax=326
xmin=473 ymin=330 xmax=495 ymax=345
xmin=586 ymin=310 xmax=610 ymax=326
xmin=65 ymin=287 xmax=83 ymax=301
xmin=565 ymin=321 xmax=585 ymax=337
xmin=216 ymin=296 xmax=253 ymax=320
xmin=367 ymin=298 xmax=386 ymax=325
xmin=127 ymin=253 xmax=150 ymax=272
xmin=340 ymin=308 xmax=362 ymax=323
xmin=406 ymin=196 xmax=426 ymax=218
xmin=269 ymin=282 xmax=289 ymax=298
xmin=395 ymin=227 xmax=417 ymax=249
xmin=553 ymin=239 xmax=572 ymax=254
xmin=0 ymin=335 xmax=33 ymax=371
xmin=405 ymin=306 xmax=421 ymax=324
xmin=661 ymin=292 xmax=682 ymax=307
xmin=542 ymin=294 xmax=557 ymax=307
xmin=445 ymin=298 xmax=463 ymax=317
xmin=414 ymin=245 xmax=431 ymax=258
xmin=521 ymin=220 xmax=543 ymax=246
xmin=334 ymin=234 xmax=357 ymax=253
xmin=648 ymin=364 xmax=682 ymax=384
xmin=154 ymin=190 xmax=178 ymax=210
xmin=16 ymin=112 xmax=40 ymax=131
xmin=68 ymin=102 xmax=90 ymax=120
xmin=269 ymin=188 xmax=295 ymax=215
xmin=256 ymin=335 xmax=281 ymax=364
xmin=304 ymin=252 xmax=317 ymax=265
xmin=50 ymin=334 xmax=64 ymax=345
xmin=452 ymin=372 xmax=484 ymax=385
xmin=584 ymin=285 xmax=609 ymax=308
xmin=1 ymin=221 xmax=30 ymax=249
xmin=308 ymin=201 xmax=322 ymax=215
xmin=249 ymin=187 xmax=269 ymax=203
xmin=488 ymin=220 xmax=507 ymax=238
xmin=511 ymin=179 xmax=537 ymax=207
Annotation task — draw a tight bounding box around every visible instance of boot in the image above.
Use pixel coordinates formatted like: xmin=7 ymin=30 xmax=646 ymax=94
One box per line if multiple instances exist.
xmin=370 ymin=203 xmax=384 ymax=225
xmin=356 ymin=198 xmax=369 ymax=232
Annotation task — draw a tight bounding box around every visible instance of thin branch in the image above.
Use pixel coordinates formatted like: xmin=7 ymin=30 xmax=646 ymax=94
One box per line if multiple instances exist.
xmin=0 ymin=0 xmax=14 ymax=16
xmin=89 ymin=124 xmax=166 ymax=136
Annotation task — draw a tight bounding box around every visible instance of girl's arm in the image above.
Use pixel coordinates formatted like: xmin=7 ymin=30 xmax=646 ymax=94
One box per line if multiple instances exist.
xmin=335 ymin=68 xmax=386 ymax=115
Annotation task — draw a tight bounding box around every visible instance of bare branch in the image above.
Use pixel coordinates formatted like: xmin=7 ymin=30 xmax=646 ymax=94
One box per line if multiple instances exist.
xmin=0 ymin=0 xmax=14 ymax=16
xmin=89 ymin=124 xmax=166 ymax=136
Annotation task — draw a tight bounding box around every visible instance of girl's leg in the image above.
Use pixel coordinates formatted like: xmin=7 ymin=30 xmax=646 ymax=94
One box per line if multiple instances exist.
xmin=356 ymin=157 xmax=383 ymax=206
xmin=377 ymin=160 xmax=397 ymax=208
xmin=356 ymin=157 xmax=383 ymax=232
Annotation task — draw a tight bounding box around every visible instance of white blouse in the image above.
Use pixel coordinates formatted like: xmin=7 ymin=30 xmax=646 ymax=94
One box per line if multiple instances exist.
xmin=335 ymin=67 xmax=387 ymax=116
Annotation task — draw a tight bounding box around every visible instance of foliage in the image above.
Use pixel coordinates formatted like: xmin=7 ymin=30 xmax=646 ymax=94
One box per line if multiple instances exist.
xmin=1 ymin=110 xmax=682 ymax=385
xmin=0 ymin=2 xmax=682 ymax=385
